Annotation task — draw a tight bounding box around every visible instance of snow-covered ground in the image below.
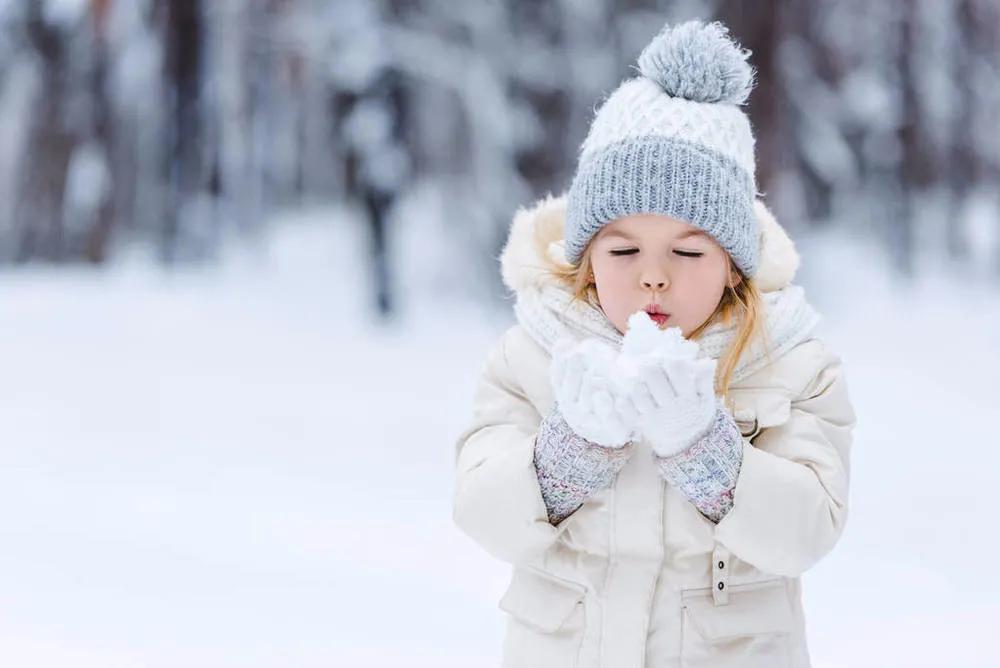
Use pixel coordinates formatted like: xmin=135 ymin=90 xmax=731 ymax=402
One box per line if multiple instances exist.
xmin=0 ymin=206 xmax=997 ymax=666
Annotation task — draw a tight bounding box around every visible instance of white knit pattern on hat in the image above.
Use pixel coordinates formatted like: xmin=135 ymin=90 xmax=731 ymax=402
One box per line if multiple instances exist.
xmin=579 ymin=77 xmax=757 ymax=184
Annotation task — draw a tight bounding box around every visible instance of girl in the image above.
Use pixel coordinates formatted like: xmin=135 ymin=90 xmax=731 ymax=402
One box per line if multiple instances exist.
xmin=453 ymin=20 xmax=856 ymax=668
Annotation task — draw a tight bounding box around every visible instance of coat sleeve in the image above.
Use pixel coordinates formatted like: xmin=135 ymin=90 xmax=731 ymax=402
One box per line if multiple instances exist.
xmin=452 ymin=329 xmax=567 ymax=565
xmin=713 ymin=347 xmax=857 ymax=577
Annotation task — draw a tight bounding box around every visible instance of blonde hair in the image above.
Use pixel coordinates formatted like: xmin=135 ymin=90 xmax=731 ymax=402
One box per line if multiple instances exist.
xmin=544 ymin=234 xmax=772 ymax=409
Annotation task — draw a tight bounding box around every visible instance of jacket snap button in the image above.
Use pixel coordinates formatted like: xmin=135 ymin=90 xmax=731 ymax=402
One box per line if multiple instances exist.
xmin=718 ymin=561 xmax=725 ymax=569
xmin=717 ymin=582 xmax=724 ymax=590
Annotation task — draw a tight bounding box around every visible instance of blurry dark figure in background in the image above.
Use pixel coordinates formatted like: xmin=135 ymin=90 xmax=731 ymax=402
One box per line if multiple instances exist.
xmin=335 ymin=67 xmax=411 ymax=318
xmin=160 ymin=0 xmax=207 ymax=264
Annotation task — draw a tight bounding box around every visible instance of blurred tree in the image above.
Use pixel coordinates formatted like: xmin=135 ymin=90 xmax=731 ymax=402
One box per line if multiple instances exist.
xmin=0 ymin=0 xmax=997 ymax=284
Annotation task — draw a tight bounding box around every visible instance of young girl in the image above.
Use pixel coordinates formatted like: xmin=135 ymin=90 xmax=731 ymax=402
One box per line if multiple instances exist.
xmin=453 ymin=20 xmax=856 ymax=668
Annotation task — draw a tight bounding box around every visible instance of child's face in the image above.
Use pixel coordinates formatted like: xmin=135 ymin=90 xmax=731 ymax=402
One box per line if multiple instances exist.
xmin=589 ymin=213 xmax=735 ymax=337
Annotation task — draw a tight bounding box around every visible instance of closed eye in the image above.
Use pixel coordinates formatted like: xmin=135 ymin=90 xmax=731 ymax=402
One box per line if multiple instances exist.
xmin=608 ymin=249 xmax=704 ymax=258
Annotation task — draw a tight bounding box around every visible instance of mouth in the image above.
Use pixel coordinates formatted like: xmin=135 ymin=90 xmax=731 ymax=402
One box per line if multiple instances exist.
xmin=644 ymin=306 xmax=671 ymax=326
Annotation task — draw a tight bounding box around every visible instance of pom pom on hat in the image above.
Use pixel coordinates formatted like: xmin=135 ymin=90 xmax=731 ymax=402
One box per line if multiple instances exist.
xmin=636 ymin=20 xmax=755 ymax=105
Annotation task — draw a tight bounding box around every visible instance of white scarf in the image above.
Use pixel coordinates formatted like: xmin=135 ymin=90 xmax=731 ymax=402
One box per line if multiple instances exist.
xmin=513 ymin=282 xmax=821 ymax=384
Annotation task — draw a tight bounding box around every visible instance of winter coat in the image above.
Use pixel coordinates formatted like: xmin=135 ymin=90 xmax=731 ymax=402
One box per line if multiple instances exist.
xmin=452 ymin=193 xmax=857 ymax=667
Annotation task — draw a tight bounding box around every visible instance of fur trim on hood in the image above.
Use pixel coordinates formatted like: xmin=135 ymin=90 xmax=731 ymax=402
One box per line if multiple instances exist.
xmin=500 ymin=192 xmax=801 ymax=296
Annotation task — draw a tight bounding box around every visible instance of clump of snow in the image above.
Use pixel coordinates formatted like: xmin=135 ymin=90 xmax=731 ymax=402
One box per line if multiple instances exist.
xmin=621 ymin=310 xmax=699 ymax=360
xmin=580 ymin=310 xmax=706 ymax=399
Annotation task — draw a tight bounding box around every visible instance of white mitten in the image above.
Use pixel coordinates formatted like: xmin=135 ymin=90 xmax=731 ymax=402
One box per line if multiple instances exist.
xmin=549 ymin=337 xmax=640 ymax=448
xmin=617 ymin=312 xmax=719 ymax=458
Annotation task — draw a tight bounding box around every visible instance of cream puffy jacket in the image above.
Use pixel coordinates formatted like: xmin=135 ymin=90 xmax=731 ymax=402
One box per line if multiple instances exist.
xmin=453 ymin=194 xmax=857 ymax=667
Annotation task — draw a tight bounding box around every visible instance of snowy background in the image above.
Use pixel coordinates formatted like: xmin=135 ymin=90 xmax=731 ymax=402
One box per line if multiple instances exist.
xmin=2 ymin=204 xmax=999 ymax=667
xmin=1 ymin=0 xmax=999 ymax=666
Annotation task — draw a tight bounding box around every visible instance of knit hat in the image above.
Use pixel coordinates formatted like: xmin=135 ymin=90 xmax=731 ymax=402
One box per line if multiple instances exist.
xmin=565 ymin=19 xmax=760 ymax=276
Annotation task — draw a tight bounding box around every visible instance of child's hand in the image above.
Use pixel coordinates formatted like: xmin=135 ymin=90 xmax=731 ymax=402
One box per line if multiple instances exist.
xmin=549 ymin=337 xmax=640 ymax=449
xmin=618 ymin=311 xmax=719 ymax=458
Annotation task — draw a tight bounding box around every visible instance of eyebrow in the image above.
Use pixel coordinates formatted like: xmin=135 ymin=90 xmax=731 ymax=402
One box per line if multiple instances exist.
xmin=602 ymin=229 xmax=709 ymax=241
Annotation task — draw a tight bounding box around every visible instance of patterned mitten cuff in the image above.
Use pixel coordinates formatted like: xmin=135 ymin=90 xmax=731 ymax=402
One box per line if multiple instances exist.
xmin=533 ymin=407 xmax=634 ymax=525
xmin=654 ymin=402 xmax=744 ymax=523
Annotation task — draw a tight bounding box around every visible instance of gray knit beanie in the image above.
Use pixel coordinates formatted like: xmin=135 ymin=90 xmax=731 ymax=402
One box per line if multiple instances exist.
xmin=565 ymin=19 xmax=761 ymax=276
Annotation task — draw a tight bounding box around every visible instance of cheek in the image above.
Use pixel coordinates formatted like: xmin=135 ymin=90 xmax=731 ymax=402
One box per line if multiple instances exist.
xmin=591 ymin=262 xmax=634 ymax=314
xmin=593 ymin=260 xmax=632 ymax=290
xmin=674 ymin=260 xmax=728 ymax=302
xmin=691 ymin=261 xmax=730 ymax=302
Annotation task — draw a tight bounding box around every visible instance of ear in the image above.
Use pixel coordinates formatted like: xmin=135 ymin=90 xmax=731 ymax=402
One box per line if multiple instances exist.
xmin=727 ymin=261 xmax=743 ymax=289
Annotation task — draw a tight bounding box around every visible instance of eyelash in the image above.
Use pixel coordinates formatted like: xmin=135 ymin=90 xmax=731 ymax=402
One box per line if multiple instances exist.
xmin=608 ymin=249 xmax=703 ymax=258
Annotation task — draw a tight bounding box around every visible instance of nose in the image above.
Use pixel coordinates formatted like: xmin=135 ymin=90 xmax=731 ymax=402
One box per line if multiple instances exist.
xmin=641 ymin=271 xmax=669 ymax=290
xmin=641 ymin=257 xmax=670 ymax=291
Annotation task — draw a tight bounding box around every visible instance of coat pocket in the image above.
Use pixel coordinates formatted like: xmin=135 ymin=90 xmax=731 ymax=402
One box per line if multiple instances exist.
xmin=499 ymin=567 xmax=588 ymax=668
xmin=499 ymin=567 xmax=586 ymax=632
xmin=679 ymin=578 xmax=795 ymax=668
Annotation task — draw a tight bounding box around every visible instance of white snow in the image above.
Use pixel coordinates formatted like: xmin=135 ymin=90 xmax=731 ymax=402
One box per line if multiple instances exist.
xmin=621 ymin=310 xmax=698 ymax=360
xmin=0 ymin=205 xmax=997 ymax=666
